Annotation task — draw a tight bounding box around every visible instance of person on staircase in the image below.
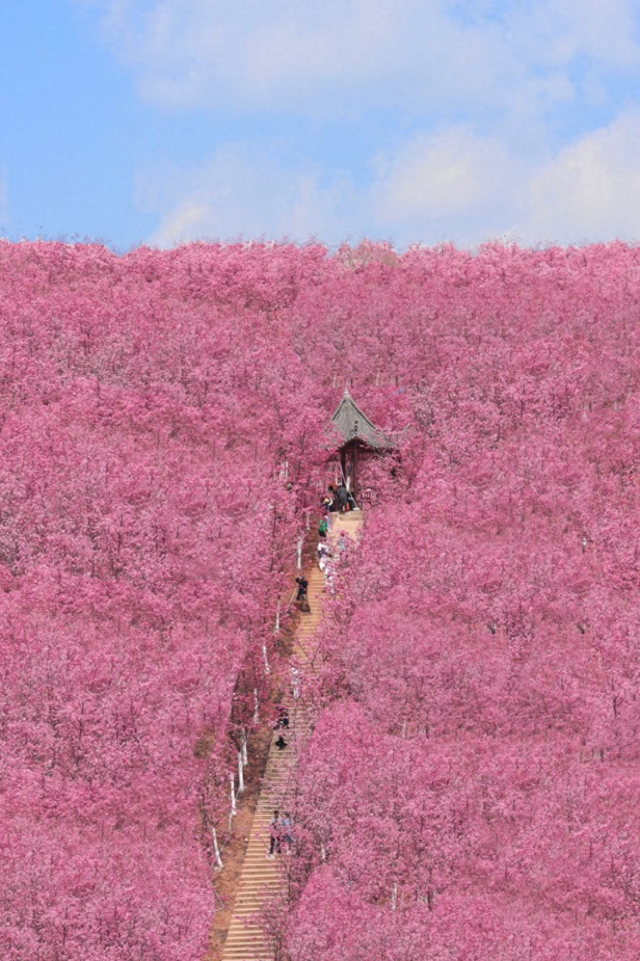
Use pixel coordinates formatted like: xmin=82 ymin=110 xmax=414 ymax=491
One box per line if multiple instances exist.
xmin=318 ymin=539 xmax=331 ymax=568
xmin=324 ymin=561 xmax=336 ymax=594
xmin=274 ymin=705 xmax=289 ymax=730
xmin=282 ymin=813 xmax=294 ymax=854
xmin=268 ymin=811 xmax=283 ymax=858
xmin=290 ymin=665 xmax=301 ymax=700
xmin=295 ymin=575 xmax=310 ymax=613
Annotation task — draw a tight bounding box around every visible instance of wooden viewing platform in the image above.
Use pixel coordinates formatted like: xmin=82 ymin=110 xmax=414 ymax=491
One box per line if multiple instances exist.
xmin=220 ymin=509 xmax=363 ymax=961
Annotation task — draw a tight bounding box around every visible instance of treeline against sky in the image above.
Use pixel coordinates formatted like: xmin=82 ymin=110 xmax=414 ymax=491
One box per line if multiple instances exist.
xmin=2 ymin=239 xmax=640 ymax=959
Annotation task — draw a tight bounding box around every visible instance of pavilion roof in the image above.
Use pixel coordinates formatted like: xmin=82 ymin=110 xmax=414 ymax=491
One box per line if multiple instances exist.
xmin=329 ymin=388 xmax=394 ymax=449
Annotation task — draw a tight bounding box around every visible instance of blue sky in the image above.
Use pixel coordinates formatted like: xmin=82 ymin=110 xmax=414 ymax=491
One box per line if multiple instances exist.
xmin=2 ymin=0 xmax=640 ymax=250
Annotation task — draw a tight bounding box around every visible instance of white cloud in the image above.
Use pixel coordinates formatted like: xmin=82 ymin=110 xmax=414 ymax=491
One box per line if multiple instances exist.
xmin=368 ymin=125 xmax=530 ymax=246
xmin=90 ymin=0 xmax=640 ymax=248
xmin=141 ymin=145 xmax=360 ymax=247
xmin=508 ymin=0 xmax=640 ymax=70
xmin=371 ymin=110 xmax=640 ymax=247
xmin=91 ymin=0 xmax=640 ymax=117
xmin=373 ymin=126 xmax=524 ymax=224
xmin=516 ymin=109 xmax=640 ymax=244
xmin=143 ymin=112 xmax=640 ymax=249
xmin=149 ymin=201 xmax=210 ymax=246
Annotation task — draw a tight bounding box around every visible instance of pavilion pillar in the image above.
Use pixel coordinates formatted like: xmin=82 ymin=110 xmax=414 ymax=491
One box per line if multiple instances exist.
xmin=352 ymin=444 xmax=359 ymax=501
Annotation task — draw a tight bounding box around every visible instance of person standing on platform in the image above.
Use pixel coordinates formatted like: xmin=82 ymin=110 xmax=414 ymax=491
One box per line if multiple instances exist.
xmin=336 ymin=481 xmax=349 ymax=512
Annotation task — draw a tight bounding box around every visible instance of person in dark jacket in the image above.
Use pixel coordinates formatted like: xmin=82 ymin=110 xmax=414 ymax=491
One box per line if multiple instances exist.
xmin=268 ymin=810 xmax=283 ymax=857
xmin=295 ymin=575 xmax=310 ymax=613
xmin=336 ymin=482 xmax=349 ymax=512
xmin=274 ymin=705 xmax=289 ymax=729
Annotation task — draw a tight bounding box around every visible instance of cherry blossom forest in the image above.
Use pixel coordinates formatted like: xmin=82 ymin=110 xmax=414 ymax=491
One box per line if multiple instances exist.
xmin=2 ymin=238 xmax=640 ymax=961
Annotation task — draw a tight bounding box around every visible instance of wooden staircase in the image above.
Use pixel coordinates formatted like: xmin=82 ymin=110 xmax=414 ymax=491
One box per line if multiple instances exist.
xmin=220 ymin=510 xmax=363 ymax=961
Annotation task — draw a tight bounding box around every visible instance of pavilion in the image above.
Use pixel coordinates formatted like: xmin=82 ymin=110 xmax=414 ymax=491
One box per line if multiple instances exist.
xmin=328 ymin=388 xmax=395 ymax=501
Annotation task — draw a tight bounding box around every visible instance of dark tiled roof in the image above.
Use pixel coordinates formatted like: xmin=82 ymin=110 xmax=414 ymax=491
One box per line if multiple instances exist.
xmin=330 ymin=389 xmax=393 ymax=449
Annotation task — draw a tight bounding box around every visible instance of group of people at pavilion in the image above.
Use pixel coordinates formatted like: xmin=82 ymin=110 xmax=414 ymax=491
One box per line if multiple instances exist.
xmin=294 ymin=483 xmax=356 ymax=611
xmin=318 ymin=483 xmax=356 ymax=591
xmin=326 ymin=481 xmax=357 ymax=515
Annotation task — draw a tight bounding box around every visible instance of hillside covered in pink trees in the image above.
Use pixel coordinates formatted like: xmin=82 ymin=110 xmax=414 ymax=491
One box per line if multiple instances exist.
xmin=2 ymin=239 xmax=640 ymax=960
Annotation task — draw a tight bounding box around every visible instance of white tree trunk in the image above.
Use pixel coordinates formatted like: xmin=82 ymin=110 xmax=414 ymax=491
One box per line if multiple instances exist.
xmin=238 ymin=751 xmax=244 ymax=793
xmin=262 ymin=643 xmax=270 ymax=675
xmin=230 ymin=774 xmax=237 ymax=817
xmin=241 ymin=729 xmax=248 ymax=765
xmin=212 ymin=826 xmax=223 ymax=870
xmin=253 ymin=688 xmax=259 ymax=724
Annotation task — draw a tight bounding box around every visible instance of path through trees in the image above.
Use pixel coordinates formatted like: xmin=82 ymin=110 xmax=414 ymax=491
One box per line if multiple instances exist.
xmin=220 ymin=510 xmax=362 ymax=961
